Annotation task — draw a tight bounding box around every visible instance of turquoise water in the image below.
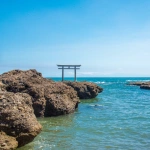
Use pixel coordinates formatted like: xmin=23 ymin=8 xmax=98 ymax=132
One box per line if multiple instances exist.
xmin=18 ymin=77 xmax=150 ymax=150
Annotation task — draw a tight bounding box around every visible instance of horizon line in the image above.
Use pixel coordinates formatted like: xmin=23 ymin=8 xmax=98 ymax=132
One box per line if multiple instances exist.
xmin=46 ymin=76 xmax=150 ymax=78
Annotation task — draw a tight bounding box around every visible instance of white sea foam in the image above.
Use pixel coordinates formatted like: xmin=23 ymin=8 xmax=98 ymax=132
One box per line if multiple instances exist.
xmin=94 ymin=81 xmax=117 ymax=85
xmin=95 ymin=81 xmax=105 ymax=84
xmin=126 ymin=80 xmax=150 ymax=82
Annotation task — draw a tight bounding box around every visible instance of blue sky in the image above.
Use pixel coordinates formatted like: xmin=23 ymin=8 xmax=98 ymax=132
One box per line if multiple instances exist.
xmin=0 ymin=0 xmax=150 ymax=77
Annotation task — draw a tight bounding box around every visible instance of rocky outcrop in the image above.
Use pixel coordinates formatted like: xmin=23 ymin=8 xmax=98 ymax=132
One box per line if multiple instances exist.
xmin=0 ymin=69 xmax=81 ymax=149
xmin=140 ymin=84 xmax=150 ymax=89
xmin=0 ymin=132 xmax=18 ymax=150
xmin=127 ymin=81 xmax=150 ymax=90
xmin=0 ymin=69 xmax=103 ymax=149
xmin=127 ymin=82 xmax=145 ymax=86
xmin=64 ymin=81 xmax=103 ymax=99
xmin=0 ymin=69 xmax=79 ymax=117
xmin=0 ymin=91 xmax=42 ymax=148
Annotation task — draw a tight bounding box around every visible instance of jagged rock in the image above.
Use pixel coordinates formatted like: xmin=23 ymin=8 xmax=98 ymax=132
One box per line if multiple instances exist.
xmin=0 ymin=91 xmax=42 ymax=148
xmin=0 ymin=132 xmax=18 ymax=150
xmin=64 ymin=81 xmax=103 ymax=99
xmin=0 ymin=69 xmax=79 ymax=117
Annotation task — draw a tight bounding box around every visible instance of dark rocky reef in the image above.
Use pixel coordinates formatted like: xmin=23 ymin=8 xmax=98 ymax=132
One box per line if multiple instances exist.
xmin=0 ymin=69 xmax=80 ymax=117
xmin=139 ymin=82 xmax=150 ymax=89
xmin=127 ymin=81 xmax=150 ymax=90
xmin=127 ymin=81 xmax=145 ymax=86
xmin=0 ymin=90 xmax=42 ymax=148
xmin=64 ymin=81 xmax=103 ymax=99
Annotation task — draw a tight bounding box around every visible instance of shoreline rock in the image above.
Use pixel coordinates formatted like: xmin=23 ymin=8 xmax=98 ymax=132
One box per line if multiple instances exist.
xmin=0 ymin=69 xmax=80 ymax=117
xmin=0 ymin=91 xmax=42 ymax=148
xmin=64 ymin=81 xmax=103 ymax=99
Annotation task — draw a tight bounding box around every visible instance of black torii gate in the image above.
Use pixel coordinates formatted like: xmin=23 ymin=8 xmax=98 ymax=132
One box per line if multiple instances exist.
xmin=57 ymin=65 xmax=81 ymax=81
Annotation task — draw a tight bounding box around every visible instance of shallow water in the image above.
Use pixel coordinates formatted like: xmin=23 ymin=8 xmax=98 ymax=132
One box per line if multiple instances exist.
xmin=18 ymin=77 xmax=150 ymax=150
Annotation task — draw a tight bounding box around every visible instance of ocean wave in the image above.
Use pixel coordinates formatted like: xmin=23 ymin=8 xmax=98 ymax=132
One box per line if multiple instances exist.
xmin=126 ymin=80 xmax=150 ymax=82
xmin=94 ymin=81 xmax=125 ymax=85
xmin=95 ymin=81 xmax=105 ymax=84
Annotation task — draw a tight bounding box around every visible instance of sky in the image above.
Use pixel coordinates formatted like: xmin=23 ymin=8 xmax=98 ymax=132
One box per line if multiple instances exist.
xmin=0 ymin=0 xmax=150 ymax=77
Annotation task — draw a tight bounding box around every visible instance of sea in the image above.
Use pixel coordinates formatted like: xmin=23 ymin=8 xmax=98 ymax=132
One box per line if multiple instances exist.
xmin=18 ymin=77 xmax=150 ymax=150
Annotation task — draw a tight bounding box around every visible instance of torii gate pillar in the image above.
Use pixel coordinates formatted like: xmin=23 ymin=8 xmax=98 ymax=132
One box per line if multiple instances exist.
xmin=57 ymin=65 xmax=81 ymax=81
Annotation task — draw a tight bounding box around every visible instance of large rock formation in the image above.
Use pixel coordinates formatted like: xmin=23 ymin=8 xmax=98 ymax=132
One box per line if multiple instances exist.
xmin=0 ymin=91 xmax=42 ymax=148
xmin=0 ymin=69 xmax=103 ymax=149
xmin=64 ymin=81 xmax=103 ymax=99
xmin=0 ymin=69 xmax=80 ymax=117
xmin=127 ymin=81 xmax=150 ymax=90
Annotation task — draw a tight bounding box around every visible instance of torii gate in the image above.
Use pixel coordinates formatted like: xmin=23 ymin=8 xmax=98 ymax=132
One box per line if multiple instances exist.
xmin=57 ymin=65 xmax=81 ymax=81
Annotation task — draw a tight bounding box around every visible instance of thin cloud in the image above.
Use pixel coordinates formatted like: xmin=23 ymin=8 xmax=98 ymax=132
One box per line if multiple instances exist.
xmin=79 ymin=72 xmax=98 ymax=75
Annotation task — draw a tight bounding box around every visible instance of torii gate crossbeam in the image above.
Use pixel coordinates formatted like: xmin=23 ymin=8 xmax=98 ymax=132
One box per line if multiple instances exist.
xmin=57 ymin=65 xmax=81 ymax=81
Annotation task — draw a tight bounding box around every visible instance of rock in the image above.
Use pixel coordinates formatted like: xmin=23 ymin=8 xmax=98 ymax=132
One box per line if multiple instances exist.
xmin=0 ymin=132 xmax=18 ymax=150
xmin=0 ymin=91 xmax=42 ymax=147
xmin=140 ymin=84 xmax=150 ymax=90
xmin=64 ymin=81 xmax=103 ymax=99
xmin=126 ymin=81 xmax=145 ymax=86
xmin=139 ymin=82 xmax=150 ymax=90
xmin=0 ymin=81 xmax=6 ymax=92
xmin=0 ymin=69 xmax=79 ymax=117
xmin=127 ymin=81 xmax=150 ymax=90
